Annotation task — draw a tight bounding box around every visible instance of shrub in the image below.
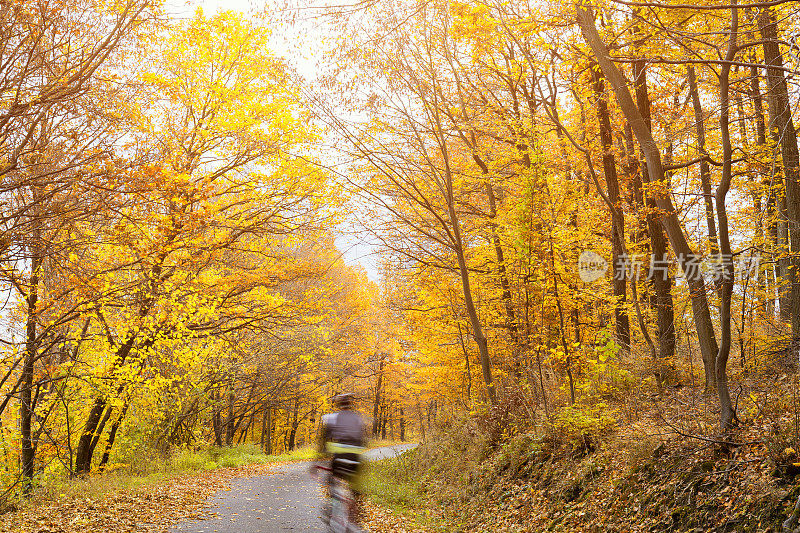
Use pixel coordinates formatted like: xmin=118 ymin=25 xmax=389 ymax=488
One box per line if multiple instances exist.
xmin=551 ymin=401 xmax=617 ymax=454
xmin=482 ymin=388 xmax=536 ymax=449
xmin=171 ymin=448 xmax=215 ymax=471
xmin=576 ymin=330 xmax=635 ymax=402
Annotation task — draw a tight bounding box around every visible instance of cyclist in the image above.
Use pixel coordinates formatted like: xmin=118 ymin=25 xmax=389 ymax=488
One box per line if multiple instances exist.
xmin=315 ymin=393 xmax=368 ymax=526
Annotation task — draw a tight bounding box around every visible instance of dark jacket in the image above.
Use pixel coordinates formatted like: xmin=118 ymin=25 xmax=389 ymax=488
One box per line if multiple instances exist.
xmin=318 ymin=409 xmax=367 ymax=480
xmin=319 ymin=410 xmax=367 ymax=449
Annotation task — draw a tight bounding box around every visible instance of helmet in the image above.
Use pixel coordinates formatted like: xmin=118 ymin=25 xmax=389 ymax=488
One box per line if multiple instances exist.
xmin=333 ymin=393 xmax=354 ymax=409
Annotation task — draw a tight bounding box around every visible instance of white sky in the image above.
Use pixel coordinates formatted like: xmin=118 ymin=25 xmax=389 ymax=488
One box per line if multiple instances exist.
xmin=166 ymin=0 xmax=381 ymax=281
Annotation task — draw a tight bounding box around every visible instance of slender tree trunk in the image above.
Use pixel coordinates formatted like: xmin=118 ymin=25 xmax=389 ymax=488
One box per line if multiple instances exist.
xmin=687 ymin=66 xmax=720 ymax=257
xmin=431 ymin=102 xmax=496 ymax=404
xmin=416 ymin=399 xmax=426 ymax=441
xmin=76 ymin=245 xmax=167 ymax=474
xmin=734 ymin=79 xmax=758 ymax=372
xmin=372 ymin=355 xmax=384 ymax=436
xmin=591 ymin=66 xmax=631 ymax=353
xmin=212 ymin=393 xmax=223 ymax=447
xmin=75 ymin=334 xmax=138 ymax=474
xmin=260 ymin=407 xmax=267 ymax=450
xmin=485 ymin=179 xmax=524 ymax=366
xmin=225 ymin=389 xmax=235 ymax=446
xmin=760 ymin=6 xmax=800 ymax=336
xmin=237 ymin=416 xmax=252 ymax=445
xmin=750 ymin=60 xmax=777 ymax=317
xmin=456 ymin=59 xmax=525 ymax=375
xmin=456 ymin=323 xmax=472 ymax=405
xmin=88 ymin=406 xmax=114 ymax=462
xmin=20 ymin=249 xmax=41 ymax=493
xmin=452 ymin=211 xmax=495 ymax=404
xmin=778 ymin=198 xmax=792 ymax=320
xmin=577 ymin=6 xmax=719 ymax=389
xmin=632 ymin=60 xmax=677 ymax=384
xmin=767 ymin=194 xmax=780 ymax=317
xmin=551 ymin=242 xmax=575 ymax=404
xmin=288 ymin=398 xmax=299 ymax=451
xmin=98 ymin=404 xmax=128 ymax=472
xmin=714 ymin=4 xmax=739 ymax=431
xmin=265 ymin=406 xmax=272 ymax=454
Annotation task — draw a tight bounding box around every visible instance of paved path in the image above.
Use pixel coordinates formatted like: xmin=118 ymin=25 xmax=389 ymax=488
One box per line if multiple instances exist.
xmin=170 ymin=444 xmax=417 ymax=533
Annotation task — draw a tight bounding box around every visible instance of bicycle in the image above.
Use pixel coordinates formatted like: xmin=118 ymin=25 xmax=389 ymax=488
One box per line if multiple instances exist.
xmin=312 ymin=462 xmax=364 ymax=533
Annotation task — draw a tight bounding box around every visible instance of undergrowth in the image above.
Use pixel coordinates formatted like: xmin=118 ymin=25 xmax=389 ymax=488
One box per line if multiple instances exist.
xmin=365 ymin=387 xmax=800 ymax=532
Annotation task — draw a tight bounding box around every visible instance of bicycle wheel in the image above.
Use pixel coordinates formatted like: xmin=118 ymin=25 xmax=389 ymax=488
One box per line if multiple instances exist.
xmin=328 ymin=479 xmax=349 ymax=533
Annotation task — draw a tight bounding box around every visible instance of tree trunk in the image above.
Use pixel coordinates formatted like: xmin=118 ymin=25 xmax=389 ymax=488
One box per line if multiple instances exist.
xmin=416 ymin=400 xmax=426 ymax=441
xmin=778 ymin=198 xmax=791 ymax=320
xmin=288 ymin=398 xmax=299 ymax=451
xmin=237 ymin=416 xmax=253 ymax=445
xmin=261 ymin=404 xmax=272 ymax=454
xmin=20 ymin=249 xmax=41 ymax=493
xmin=457 ymin=323 xmax=472 ymax=405
xmin=485 ymin=179 xmax=525 ymax=367
xmin=372 ymin=355 xmax=384 ymax=437
xmin=714 ymin=4 xmax=739 ymax=431
xmin=99 ymin=404 xmax=128 ymax=472
xmin=224 ymin=389 xmax=235 ymax=446
xmin=577 ymin=6 xmax=719 ymax=389
xmin=591 ymin=65 xmax=631 ymax=353
xmin=432 ymin=106 xmax=496 ymax=404
xmin=212 ymin=393 xmax=223 ymax=447
xmin=552 ymin=255 xmax=576 ymax=404
xmin=75 ymin=335 xmax=138 ymax=474
xmin=749 ymin=60 xmax=777 ymax=317
xmin=760 ymin=6 xmax=800 ymax=336
xmin=88 ymin=405 xmax=114 ymax=463
xmin=452 ymin=205 xmax=495 ymax=404
xmin=687 ymin=66 xmax=719 ymax=257
xmin=629 ymin=57 xmax=678 ymax=384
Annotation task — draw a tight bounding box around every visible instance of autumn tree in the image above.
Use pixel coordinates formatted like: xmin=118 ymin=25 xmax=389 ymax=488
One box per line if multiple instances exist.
xmin=0 ymin=0 xmax=156 ymax=492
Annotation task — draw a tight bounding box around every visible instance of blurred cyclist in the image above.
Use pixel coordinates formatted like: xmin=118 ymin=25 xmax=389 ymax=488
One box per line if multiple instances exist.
xmin=316 ymin=393 xmax=367 ymax=523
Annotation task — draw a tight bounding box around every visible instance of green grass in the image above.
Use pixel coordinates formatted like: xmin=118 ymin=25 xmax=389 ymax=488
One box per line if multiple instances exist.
xmin=361 ymin=421 xmax=496 ymax=531
xmin=25 ymin=444 xmax=316 ymax=505
xmin=367 ymin=438 xmax=414 ymax=449
xmin=362 ymin=448 xmax=450 ymax=530
xmin=169 ymin=443 xmax=316 ymax=471
xmin=19 ymin=441 xmax=413 ymax=512
xmin=364 ymin=457 xmax=421 ymax=508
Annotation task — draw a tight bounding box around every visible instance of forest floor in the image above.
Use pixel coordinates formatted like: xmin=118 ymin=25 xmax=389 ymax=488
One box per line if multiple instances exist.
xmin=2 ymin=462 xmax=276 ymax=533
xmin=364 ymin=385 xmax=800 ymax=532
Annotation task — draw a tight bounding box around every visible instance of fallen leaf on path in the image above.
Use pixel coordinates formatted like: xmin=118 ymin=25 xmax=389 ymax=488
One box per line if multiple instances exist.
xmin=1 ymin=463 xmax=284 ymax=533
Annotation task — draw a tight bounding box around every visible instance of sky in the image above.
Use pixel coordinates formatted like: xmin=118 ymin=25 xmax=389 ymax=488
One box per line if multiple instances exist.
xmin=166 ymin=0 xmax=382 ymax=281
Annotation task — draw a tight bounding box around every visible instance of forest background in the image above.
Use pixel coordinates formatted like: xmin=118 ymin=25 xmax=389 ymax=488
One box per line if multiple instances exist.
xmin=2 ymin=0 xmax=800 ymax=530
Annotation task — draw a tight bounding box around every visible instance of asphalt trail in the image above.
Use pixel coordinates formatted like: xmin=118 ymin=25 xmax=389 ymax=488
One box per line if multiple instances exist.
xmin=170 ymin=444 xmax=417 ymax=533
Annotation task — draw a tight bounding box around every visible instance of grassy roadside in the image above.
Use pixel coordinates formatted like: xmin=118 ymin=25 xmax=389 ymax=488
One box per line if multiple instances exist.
xmin=27 ymin=444 xmax=316 ymax=504
xmin=362 ymin=444 xmax=443 ymax=532
xmin=1 ymin=444 xmax=315 ymax=533
xmin=364 ymin=451 xmax=422 ymax=510
xmin=4 ymin=441 xmax=420 ymax=532
xmin=368 ymin=439 xmax=410 ymax=449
